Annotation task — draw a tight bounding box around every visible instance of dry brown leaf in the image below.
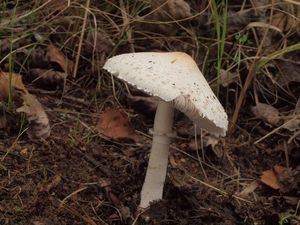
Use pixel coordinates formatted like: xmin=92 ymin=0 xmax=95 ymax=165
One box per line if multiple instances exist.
xmin=271 ymin=12 xmax=286 ymax=32
xmin=283 ymin=117 xmax=300 ymax=132
xmin=272 ymin=11 xmax=299 ymax=34
xmin=85 ymin=30 xmax=114 ymax=55
xmin=16 ymin=93 xmax=50 ymax=139
xmin=145 ymin=0 xmax=192 ymax=34
xmin=276 ymin=60 xmax=300 ymax=86
xmin=283 ymin=102 xmax=300 ymax=132
xmin=42 ymin=0 xmax=69 ymax=12
xmin=85 ymin=30 xmax=114 ymax=66
xmin=0 ymin=71 xmax=28 ymax=100
xmin=46 ymin=45 xmax=74 ymax=74
xmin=30 ymin=48 xmax=51 ymax=69
xmin=96 ymin=108 xmax=141 ymax=142
xmin=237 ymin=181 xmax=259 ymax=198
xmin=260 ymin=165 xmax=290 ymax=190
xmin=30 ymin=68 xmax=67 ymax=85
xmin=38 ymin=175 xmax=62 ymax=192
xmin=188 ymin=135 xmax=223 ymax=158
xmin=251 ymin=0 xmax=269 ymax=17
xmin=260 ymin=169 xmax=281 ymax=190
xmin=220 ymin=69 xmax=239 ymax=87
xmin=273 ymin=165 xmax=290 ymax=182
xmin=251 ymin=102 xmax=280 ymax=125
xmin=0 ymin=72 xmax=50 ymax=139
xmin=151 ymin=0 xmax=192 ymax=21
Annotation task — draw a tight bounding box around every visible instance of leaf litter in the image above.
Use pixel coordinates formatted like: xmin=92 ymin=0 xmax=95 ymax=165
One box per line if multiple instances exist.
xmin=96 ymin=108 xmax=142 ymax=143
xmin=0 ymin=0 xmax=300 ymax=225
xmin=0 ymin=71 xmax=50 ymax=139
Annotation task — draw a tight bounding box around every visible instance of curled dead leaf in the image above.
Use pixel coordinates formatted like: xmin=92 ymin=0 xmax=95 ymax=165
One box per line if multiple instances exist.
xmin=251 ymin=102 xmax=280 ymax=125
xmin=189 ymin=135 xmax=223 ymax=158
xmin=96 ymin=108 xmax=141 ymax=143
xmin=47 ymin=45 xmax=74 ymax=74
xmin=260 ymin=169 xmax=281 ymax=190
xmin=85 ymin=30 xmax=114 ymax=55
xmin=236 ymin=181 xmax=259 ymax=198
xmin=276 ymin=60 xmax=300 ymax=86
xmin=260 ymin=165 xmax=290 ymax=190
xmin=0 ymin=71 xmax=50 ymax=139
xmin=220 ymin=69 xmax=239 ymax=87
xmin=0 ymin=71 xmax=28 ymax=100
xmin=30 ymin=68 xmax=67 ymax=85
xmin=151 ymin=0 xmax=192 ymax=21
xmin=144 ymin=0 xmax=192 ymax=34
xmin=16 ymin=93 xmax=50 ymax=139
xmin=85 ymin=30 xmax=114 ymax=66
xmin=282 ymin=101 xmax=300 ymax=132
xmin=38 ymin=175 xmax=62 ymax=192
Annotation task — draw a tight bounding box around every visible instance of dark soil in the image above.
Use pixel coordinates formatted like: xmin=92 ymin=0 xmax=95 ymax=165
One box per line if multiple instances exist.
xmin=1 ymin=0 xmax=300 ymax=225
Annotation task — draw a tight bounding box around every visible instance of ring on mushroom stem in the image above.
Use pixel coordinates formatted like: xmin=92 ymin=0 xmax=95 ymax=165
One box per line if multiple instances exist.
xmin=103 ymin=52 xmax=228 ymax=209
xmin=148 ymin=128 xmax=177 ymax=138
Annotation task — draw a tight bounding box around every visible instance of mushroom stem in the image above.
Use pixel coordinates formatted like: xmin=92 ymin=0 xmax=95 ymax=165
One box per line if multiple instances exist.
xmin=140 ymin=100 xmax=174 ymax=208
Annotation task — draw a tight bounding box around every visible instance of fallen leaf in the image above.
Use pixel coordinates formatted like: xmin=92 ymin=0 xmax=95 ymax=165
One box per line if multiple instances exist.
xmin=30 ymin=68 xmax=67 ymax=85
xmin=85 ymin=30 xmax=114 ymax=66
xmin=188 ymin=135 xmax=223 ymax=158
xmin=237 ymin=181 xmax=259 ymax=198
xmin=275 ymin=10 xmax=300 ymax=34
xmin=276 ymin=60 xmax=300 ymax=86
xmin=271 ymin=12 xmax=286 ymax=32
xmin=283 ymin=196 xmax=299 ymax=205
xmin=151 ymin=0 xmax=192 ymax=21
xmin=46 ymin=45 xmax=74 ymax=74
xmin=260 ymin=169 xmax=281 ymax=190
xmin=220 ymin=69 xmax=239 ymax=87
xmin=37 ymin=175 xmax=61 ymax=193
xmin=251 ymin=0 xmax=269 ymax=17
xmin=282 ymin=102 xmax=300 ymax=132
xmin=251 ymin=102 xmax=280 ymax=125
xmin=20 ymin=148 xmax=29 ymax=157
xmin=0 ymin=72 xmax=50 ymax=139
xmin=46 ymin=175 xmax=62 ymax=192
xmin=41 ymin=0 xmax=69 ymax=12
xmin=16 ymin=93 xmax=51 ymax=139
xmin=273 ymin=165 xmax=290 ymax=182
xmin=96 ymin=108 xmax=141 ymax=142
xmin=85 ymin=30 xmax=114 ymax=55
xmin=29 ymin=47 xmax=50 ymax=69
xmin=145 ymin=0 xmax=192 ymax=34
xmin=260 ymin=165 xmax=290 ymax=190
xmin=0 ymin=71 xmax=28 ymax=100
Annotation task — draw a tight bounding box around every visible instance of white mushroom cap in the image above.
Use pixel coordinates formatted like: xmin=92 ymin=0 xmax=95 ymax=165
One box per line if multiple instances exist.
xmin=103 ymin=52 xmax=228 ymax=136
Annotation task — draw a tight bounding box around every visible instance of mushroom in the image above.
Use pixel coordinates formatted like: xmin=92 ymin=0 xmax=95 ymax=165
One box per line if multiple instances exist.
xmin=103 ymin=52 xmax=228 ymax=208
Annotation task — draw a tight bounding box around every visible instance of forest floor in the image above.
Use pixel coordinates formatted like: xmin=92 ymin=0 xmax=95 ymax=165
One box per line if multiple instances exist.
xmin=0 ymin=0 xmax=299 ymax=224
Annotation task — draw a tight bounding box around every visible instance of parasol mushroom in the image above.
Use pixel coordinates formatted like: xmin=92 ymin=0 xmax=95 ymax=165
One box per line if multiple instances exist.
xmin=103 ymin=52 xmax=228 ymax=208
